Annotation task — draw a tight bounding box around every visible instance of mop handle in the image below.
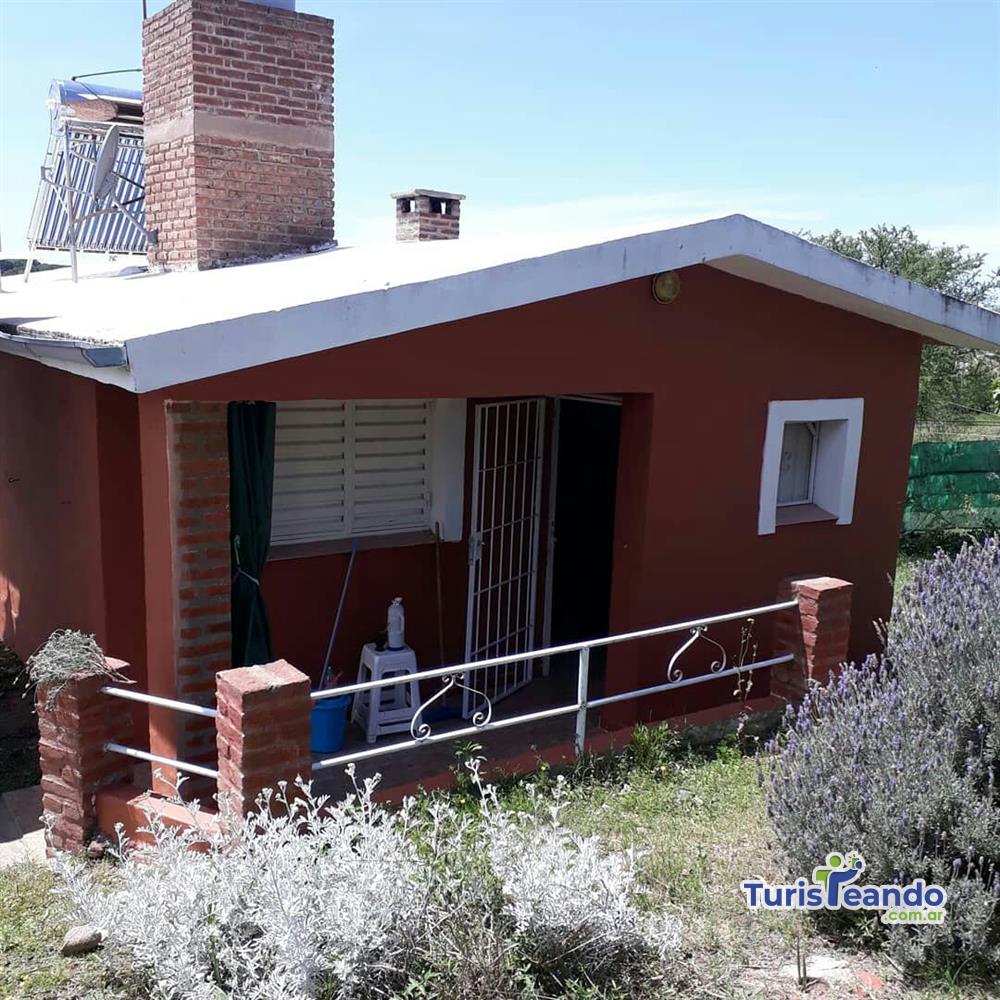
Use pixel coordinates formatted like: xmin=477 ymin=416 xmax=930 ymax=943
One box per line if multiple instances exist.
xmin=318 ymin=537 xmax=359 ymax=690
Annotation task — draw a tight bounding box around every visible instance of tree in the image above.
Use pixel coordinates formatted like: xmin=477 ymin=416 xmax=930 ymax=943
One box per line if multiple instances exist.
xmin=805 ymin=225 xmax=1000 ymax=421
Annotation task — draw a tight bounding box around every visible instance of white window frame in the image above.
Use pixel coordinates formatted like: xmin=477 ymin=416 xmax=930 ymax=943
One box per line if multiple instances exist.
xmin=270 ymin=398 xmax=466 ymax=549
xmin=758 ymin=398 xmax=864 ymax=535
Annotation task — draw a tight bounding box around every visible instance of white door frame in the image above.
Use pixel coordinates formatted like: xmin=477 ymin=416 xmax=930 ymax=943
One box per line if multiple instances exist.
xmin=539 ymin=394 xmax=623 ymax=676
xmin=539 ymin=398 xmax=561 ymax=676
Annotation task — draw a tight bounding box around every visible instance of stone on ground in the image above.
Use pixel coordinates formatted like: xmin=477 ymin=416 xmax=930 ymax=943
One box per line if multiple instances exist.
xmin=779 ymin=952 xmax=854 ymax=985
xmin=61 ymin=925 xmax=103 ymax=956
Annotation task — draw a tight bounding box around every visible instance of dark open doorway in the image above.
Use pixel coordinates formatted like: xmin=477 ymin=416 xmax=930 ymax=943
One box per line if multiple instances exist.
xmin=548 ymin=398 xmax=621 ymax=688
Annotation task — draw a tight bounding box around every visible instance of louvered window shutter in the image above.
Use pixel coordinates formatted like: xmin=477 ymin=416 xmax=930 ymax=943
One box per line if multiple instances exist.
xmin=271 ymin=400 xmax=433 ymax=544
xmin=271 ymin=401 xmax=348 ymax=544
xmin=351 ymin=401 xmax=432 ymax=534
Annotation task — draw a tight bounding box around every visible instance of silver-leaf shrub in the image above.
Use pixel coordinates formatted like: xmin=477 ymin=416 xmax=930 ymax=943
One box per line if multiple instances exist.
xmin=485 ymin=777 xmax=680 ymax=984
xmin=52 ymin=764 xmax=679 ymax=999
xmin=767 ymin=536 xmax=1000 ymax=967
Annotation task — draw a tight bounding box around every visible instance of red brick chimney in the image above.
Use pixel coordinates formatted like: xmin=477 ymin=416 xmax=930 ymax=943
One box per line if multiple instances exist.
xmin=393 ymin=189 xmax=465 ymax=241
xmin=142 ymin=0 xmax=334 ymax=271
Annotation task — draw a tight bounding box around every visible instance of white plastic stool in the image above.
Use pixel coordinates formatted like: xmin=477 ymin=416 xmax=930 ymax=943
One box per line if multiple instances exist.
xmin=351 ymin=643 xmax=421 ymax=744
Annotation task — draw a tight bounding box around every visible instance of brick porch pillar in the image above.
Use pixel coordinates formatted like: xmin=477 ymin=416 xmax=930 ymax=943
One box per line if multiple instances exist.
xmin=772 ymin=576 xmax=853 ymax=700
xmin=215 ymin=660 xmax=312 ymax=818
xmin=35 ymin=660 xmax=134 ymax=855
xmin=167 ymin=400 xmax=232 ymax=790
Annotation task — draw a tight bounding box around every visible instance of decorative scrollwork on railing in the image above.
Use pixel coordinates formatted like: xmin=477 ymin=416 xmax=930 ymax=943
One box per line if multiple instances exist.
xmin=665 ymin=626 xmax=728 ymax=684
xmin=410 ymin=673 xmax=493 ymax=742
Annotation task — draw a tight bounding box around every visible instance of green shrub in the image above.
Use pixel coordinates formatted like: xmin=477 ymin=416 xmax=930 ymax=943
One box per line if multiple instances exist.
xmin=0 ymin=641 xmax=24 ymax=693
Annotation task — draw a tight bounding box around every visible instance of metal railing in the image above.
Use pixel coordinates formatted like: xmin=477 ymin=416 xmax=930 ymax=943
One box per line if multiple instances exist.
xmin=102 ymin=741 xmax=220 ymax=780
xmin=101 ymin=685 xmax=218 ymax=719
xmin=309 ymin=599 xmax=797 ymax=773
xmin=94 ymin=597 xmax=797 ymax=786
xmin=101 ymin=685 xmax=220 ymax=780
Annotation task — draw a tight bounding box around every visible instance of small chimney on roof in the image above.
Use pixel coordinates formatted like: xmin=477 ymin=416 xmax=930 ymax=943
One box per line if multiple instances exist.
xmin=142 ymin=0 xmax=334 ymax=271
xmin=393 ymin=189 xmax=465 ymax=242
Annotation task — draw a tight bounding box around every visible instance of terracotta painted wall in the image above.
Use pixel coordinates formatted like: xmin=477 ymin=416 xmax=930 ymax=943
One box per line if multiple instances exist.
xmin=0 ymin=358 xmax=147 ymax=694
xmin=137 ymin=263 xmax=922 ymax=725
xmin=96 ymin=385 xmax=147 ymax=685
xmin=0 ymin=357 xmax=101 ymax=658
xmin=262 ymin=541 xmax=467 ymax=687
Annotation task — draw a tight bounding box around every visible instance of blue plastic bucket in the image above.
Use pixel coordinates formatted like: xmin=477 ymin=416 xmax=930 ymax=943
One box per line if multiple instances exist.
xmin=310 ymin=695 xmax=351 ymax=754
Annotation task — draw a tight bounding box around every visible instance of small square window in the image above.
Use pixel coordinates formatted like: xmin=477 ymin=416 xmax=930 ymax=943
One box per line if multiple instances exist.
xmin=758 ymin=399 xmax=864 ymax=535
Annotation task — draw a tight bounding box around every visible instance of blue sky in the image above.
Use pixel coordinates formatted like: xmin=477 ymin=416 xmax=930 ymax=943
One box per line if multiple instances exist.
xmin=1 ymin=0 xmax=998 ymax=259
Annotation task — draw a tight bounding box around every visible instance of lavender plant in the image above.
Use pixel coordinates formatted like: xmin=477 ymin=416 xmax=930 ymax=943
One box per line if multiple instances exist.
xmin=52 ymin=764 xmax=679 ymax=999
xmin=766 ymin=535 xmax=1000 ymax=967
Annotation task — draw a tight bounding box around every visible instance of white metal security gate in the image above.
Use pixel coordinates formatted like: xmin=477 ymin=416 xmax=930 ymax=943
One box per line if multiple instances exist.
xmin=464 ymin=399 xmax=547 ymax=718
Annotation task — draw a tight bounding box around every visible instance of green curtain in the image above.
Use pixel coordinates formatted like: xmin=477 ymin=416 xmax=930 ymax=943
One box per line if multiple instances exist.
xmin=228 ymin=401 xmax=277 ymax=667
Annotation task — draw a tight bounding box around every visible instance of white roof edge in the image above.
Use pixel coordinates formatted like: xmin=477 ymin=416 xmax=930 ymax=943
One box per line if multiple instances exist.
xmin=708 ymin=216 xmax=1000 ymax=352
xmin=0 ymin=334 xmax=136 ymax=389
xmin=7 ymin=214 xmax=1000 ymax=393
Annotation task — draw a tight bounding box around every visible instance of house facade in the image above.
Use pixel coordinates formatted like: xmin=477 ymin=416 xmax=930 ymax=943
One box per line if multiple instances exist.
xmin=2 ymin=0 xmax=999 ymax=794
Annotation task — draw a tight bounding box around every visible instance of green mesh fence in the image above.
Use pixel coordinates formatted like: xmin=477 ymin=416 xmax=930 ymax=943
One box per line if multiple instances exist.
xmin=904 ymin=440 xmax=1000 ymax=532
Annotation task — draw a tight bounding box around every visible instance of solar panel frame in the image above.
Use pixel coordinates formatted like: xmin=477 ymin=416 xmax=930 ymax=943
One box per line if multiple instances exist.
xmin=27 ymin=123 xmax=147 ymax=256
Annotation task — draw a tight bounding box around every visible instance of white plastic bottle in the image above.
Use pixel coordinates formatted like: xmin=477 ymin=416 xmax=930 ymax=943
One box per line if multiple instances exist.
xmin=387 ymin=597 xmax=405 ymax=650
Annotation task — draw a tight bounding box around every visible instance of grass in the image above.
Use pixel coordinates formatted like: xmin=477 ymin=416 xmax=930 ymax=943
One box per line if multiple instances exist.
xmin=559 ymin=740 xmax=1000 ymax=999
xmin=0 ymin=863 xmax=126 ymax=1000
xmin=563 ymin=741 xmax=790 ymax=988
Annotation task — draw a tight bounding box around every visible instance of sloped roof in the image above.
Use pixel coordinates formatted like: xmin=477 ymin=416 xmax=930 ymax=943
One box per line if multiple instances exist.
xmin=1 ymin=214 xmax=997 ymax=393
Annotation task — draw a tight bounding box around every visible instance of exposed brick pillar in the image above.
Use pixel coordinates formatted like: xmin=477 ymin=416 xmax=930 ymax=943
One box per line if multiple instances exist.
xmin=772 ymin=576 xmax=853 ymax=701
xmin=215 ymin=660 xmax=312 ymax=817
xmin=167 ymin=401 xmax=231 ymax=784
xmin=393 ymin=189 xmax=464 ymax=241
xmin=142 ymin=0 xmax=334 ymax=271
xmin=36 ymin=660 xmax=134 ymax=855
